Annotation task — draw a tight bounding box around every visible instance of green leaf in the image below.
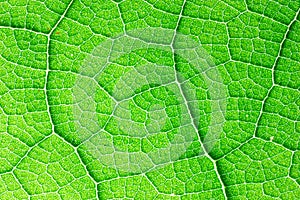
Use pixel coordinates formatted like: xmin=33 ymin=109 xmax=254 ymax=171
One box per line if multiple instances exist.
xmin=0 ymin=0 xmax=299 ymax=199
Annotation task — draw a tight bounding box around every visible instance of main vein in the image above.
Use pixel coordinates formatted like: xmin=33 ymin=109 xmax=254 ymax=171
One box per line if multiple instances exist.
xmin=43 ymin=1 xmax=100 ymax=199
xmin=170 ymin=0 xmax=228 ymax=198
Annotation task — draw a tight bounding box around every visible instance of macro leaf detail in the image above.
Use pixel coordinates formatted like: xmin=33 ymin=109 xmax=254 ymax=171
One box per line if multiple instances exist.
xmin=0 ymin=0 xmax=299 ymax=199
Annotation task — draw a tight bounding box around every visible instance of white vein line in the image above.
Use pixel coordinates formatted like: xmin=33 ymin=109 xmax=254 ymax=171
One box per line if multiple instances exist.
xmin=111 ymin=1 xmax=227 ymax=196
xmin=141 ymin=0 xmax=179 ymax=17
xmin=0 ymin=54 xmax=46 ymax=75
xmin=253 ymin=8 xmax=300 ymax=135
xmin=143 ymin=174 xmax=161 ymax=195
xmin=217 ymin=8 xmax=300 ymax=161
xmin=288 ymin=151 xmax=296 ymax=182
xmin=11 ymin=172 xmax=30 ymax=199
xmin=0 ymin=105 xmax=30 ymax=149
xmin=49 ymin=69 xmax=118 ymax=103
xmin=43 ymin=0 xmax=100 ymax=199
xmin=0 ymin=25 xmax=48 ymax=36
xmin=11 ymin=134 xmax=52 ymax=173
xmin=114 ymin=0 xmax=126 ymax=35
xmin=44 ymin=0 xmax=75 ymax=114
xmin=170 ymin=0 xmax=227 ymax=198
xmin=44 ymin=0 xmax=74 ymax=144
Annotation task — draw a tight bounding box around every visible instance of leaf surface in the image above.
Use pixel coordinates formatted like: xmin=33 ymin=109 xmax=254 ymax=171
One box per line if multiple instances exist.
xmin=0 ymin=0 xmax=299 ymax=199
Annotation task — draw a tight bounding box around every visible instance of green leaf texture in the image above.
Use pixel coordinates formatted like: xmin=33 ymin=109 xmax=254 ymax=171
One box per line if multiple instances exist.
xmin=0 ymin=0 xmax=299 ymax=199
